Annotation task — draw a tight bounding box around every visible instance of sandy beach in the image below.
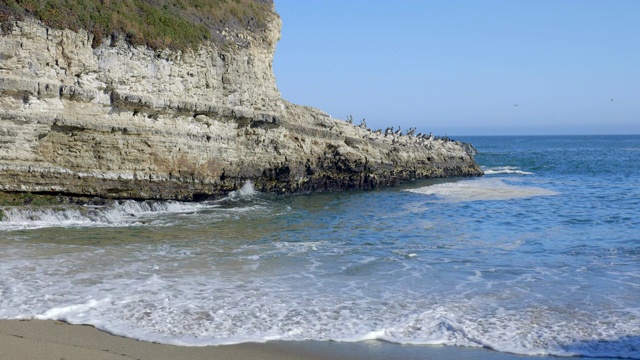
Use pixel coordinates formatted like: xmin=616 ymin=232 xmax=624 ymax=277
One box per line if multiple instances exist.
xmin=0 ymin=319 xmax=583 ymax=360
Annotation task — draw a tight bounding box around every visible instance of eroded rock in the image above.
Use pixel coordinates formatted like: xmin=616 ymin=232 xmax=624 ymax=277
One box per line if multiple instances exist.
xmin=0 ymin=15 xmax=482 ymax=201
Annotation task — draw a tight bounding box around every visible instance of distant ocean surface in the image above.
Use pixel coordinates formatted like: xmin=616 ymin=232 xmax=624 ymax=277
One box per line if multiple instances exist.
xmin=1 ymin=135 xmax=639 ymax=358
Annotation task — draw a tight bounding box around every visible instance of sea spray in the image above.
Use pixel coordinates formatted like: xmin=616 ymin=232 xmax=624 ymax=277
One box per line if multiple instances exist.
xmin=229 ymin=180 xmax=257 ymax=198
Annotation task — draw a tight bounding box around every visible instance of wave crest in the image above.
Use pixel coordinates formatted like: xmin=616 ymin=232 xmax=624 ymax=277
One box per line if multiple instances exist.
xmin=483 ymin=166 xmax=533 ymax=175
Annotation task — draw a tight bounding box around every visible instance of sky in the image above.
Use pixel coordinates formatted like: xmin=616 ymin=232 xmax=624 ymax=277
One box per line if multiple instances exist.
xmin=272 ymin=0 xmax=640 ymax=136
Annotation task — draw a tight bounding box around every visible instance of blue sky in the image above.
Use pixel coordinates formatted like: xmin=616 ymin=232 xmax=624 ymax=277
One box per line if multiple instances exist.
xmin=273 ymin=0 xmax=640 ymax=136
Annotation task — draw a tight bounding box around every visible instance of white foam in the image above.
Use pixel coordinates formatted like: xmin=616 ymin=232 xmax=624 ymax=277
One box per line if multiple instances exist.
xmin=0 ymin=183 xmax=267 ymax=231
xmin=407 ymin=178 xmax=559 ymax=202
xmin=37 ymin=298 xmax=113 ymax=320
xmin=1 ymin=248 xmax=638 ymax=359
xmin=0 ymin=200 xmax=212 ymax=231
xmin=483 ymin=166 xmax=533 ymax=175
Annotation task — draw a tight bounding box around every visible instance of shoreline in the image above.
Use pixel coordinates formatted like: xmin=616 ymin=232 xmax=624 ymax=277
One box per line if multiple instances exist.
xmin=0 ymin=319 xmax=591 ymax=360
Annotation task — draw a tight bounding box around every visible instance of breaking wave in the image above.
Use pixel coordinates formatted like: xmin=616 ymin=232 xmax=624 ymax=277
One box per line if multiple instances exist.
xmin=483 ymin=166 xmax=533 ymax=175
xmin=0 ymin=181 xmax=260 ymax=231
xmin=0 ymin=200 xmax=212 ymax=231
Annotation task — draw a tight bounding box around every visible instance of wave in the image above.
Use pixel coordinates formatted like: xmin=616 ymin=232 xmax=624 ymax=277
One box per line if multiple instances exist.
xmin=4 ymin=289 xmax=637 ymax=359
xmin=406 ymin=178 xmax=559 ymax=202
xmin=483 ymin=166 xmax=533 ymax=175
xmin=0 ymin=200 xmax=212 ymax=231
xmin=0 ymin=181 xmax=259 ymax=231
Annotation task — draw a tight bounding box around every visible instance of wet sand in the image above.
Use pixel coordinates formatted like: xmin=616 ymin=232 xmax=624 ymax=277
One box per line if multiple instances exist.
xmin=0 ymin=319 xmax=580 ymax=360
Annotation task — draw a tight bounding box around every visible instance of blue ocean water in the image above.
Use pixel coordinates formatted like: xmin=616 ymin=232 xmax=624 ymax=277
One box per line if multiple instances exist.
xmin=0 ymin=135 xmax=639 ymax=358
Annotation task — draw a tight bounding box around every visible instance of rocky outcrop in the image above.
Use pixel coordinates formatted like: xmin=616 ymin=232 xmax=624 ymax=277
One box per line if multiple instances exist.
xmin=0 ymin=13 xmax=482 ymax=201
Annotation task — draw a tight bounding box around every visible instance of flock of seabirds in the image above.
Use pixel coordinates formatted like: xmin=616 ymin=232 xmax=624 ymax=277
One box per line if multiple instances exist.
xmin=332 ymin=99 xmax=616 ymax=147
xmin=341 ymin=114 xmax=456 ymax=147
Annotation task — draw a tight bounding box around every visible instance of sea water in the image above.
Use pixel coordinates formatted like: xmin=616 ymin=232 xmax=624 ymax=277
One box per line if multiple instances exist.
xmin=0 ymin=135 xmax=638 ymax=358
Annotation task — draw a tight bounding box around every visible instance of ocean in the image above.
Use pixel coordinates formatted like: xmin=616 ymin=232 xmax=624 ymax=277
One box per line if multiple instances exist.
xmin=1 ymin=135 xmax=638 ymax=358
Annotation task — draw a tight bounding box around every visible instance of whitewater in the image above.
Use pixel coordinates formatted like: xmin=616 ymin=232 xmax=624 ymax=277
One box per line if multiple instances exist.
xmin=0 ymin=135 xmax=638 ymax=358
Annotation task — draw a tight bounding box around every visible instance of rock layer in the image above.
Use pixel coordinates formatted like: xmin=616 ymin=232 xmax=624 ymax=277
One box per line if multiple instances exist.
xmin=0 ymin=14 xmax=482 ymax=201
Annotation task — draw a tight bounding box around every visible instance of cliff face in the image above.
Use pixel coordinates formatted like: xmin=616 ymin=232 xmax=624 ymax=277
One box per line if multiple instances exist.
xmin=0 ymin=12 xmax=482 ymax=201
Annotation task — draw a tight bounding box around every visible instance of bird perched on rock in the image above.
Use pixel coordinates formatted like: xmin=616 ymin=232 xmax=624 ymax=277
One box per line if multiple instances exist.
xmin=346 ymin=115 xmax=353 ymax=124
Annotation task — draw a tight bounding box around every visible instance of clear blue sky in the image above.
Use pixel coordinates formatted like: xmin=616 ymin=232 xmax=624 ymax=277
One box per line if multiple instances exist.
xmin=273 ymin=0 xmax=640 ymax=136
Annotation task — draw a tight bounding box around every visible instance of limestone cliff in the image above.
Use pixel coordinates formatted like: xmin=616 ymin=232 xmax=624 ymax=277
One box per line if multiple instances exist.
xmin=0 ymin=9 xmax=482 ymax=201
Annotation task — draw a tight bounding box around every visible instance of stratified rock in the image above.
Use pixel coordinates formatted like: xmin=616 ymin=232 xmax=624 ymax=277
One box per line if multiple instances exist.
xmin=0 ymin=12 xmax=481 ymax=201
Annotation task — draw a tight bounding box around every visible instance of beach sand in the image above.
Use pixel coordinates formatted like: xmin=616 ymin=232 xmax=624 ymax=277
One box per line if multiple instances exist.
xmin=0 ymin=319 xmax=576 ymax=360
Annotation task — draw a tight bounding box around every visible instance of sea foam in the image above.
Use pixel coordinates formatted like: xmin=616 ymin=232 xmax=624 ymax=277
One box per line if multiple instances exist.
xmin=483 ymin=166 xmax=533 ymax=175
xmin=407 ymin=178 xmax=559 ymax=202
xmin=0 ymin=182 xmax=263 ymax=231
xmin=0 ymin=200 xmax=212 ymax=231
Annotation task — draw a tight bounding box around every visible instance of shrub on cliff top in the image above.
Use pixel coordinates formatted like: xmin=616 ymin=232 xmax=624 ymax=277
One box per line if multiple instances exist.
xmin=0 ymin=0 xmax=274 ymax=50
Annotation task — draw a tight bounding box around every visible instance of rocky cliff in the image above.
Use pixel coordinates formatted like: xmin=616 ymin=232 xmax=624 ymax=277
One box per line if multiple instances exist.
xmin=0 ymin=6 xmax=482 ymax=201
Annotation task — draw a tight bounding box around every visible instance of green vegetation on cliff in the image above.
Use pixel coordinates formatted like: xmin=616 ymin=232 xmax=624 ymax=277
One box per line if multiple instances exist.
xmin=0 ymin=0 xmax=273 ymax=50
